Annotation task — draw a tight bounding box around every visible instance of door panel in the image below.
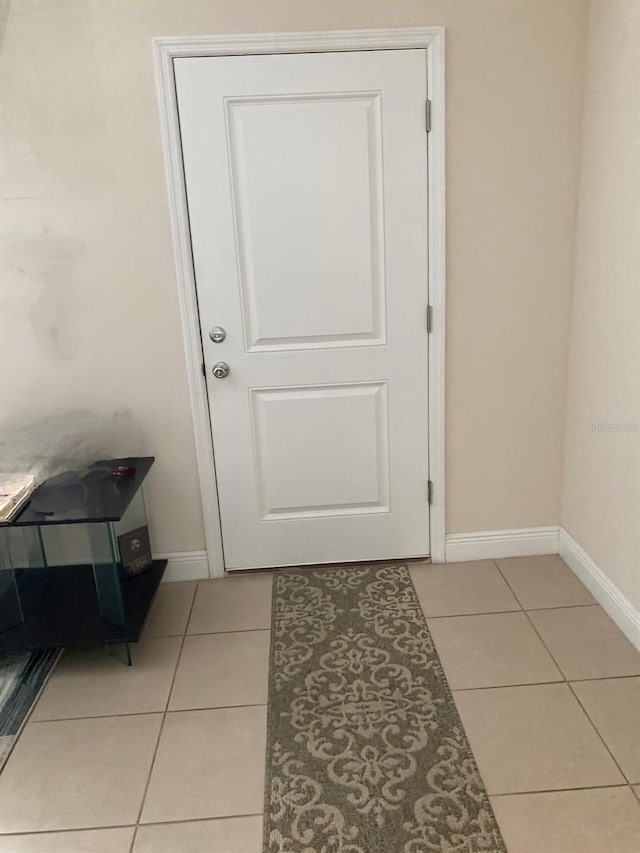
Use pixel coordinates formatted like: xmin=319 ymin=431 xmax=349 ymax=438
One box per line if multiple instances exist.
xmin=251 ymin=381 xmax=389 ymax=519
xmin=226 ymin=93 xmax=385 ymax=350
xmin=175 ymin=50 xmax=430 ymax=569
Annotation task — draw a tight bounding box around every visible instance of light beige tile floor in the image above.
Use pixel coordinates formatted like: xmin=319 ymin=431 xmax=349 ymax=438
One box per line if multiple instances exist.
xmin=571 ymin=677 xmax=640 ymax=783
xmin=495 ymin=555 xmax=596 ymax=610
xmin=426 ymin=611 xmax=562 ymax=689
xmin=528 ymin=604 xmax=640 ymax=680
xmin=168 ymin=630 xmax=269 ymax=711
xmin=490 ymin=787 xmax=640 ymax=853
xmin=454 ymin=682 xmax=624 ymax=793
xmin=142 ymin=581 xmax=197 ymax=638
xmin=0 ymin=715 xmax=162 ymax=832
xmin=187 ymin=573 xmax=272 ymax=634
xmin=0 ymin=556 xmax=638 ymax=851
xmin=140 ymin=705 xmax=267 ymax=824
xmin=411 ymin=560 xmax=520 ymax=616
xmin=31 ymin=637 xmax=182 ymax=721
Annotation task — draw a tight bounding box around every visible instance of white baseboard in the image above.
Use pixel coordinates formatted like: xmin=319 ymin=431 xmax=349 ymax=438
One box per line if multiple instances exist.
xmin=559 ymin=528 xmax=640 ymax=651
xmin=157 ymin=550 xmax=210 ymax=582
xmin=445 ymin=526 xmax=560 ymax=563
xmin=158 ymin=533 xmax=640 ymax=653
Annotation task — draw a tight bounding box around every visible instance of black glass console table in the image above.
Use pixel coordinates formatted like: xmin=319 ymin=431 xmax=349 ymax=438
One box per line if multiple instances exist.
xmin=0 ymin=457 xmax=166 ymax=665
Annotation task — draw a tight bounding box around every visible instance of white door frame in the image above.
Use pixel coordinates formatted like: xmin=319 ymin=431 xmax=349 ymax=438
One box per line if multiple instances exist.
xmin=153 ymin=27 xmax=446 ymax=577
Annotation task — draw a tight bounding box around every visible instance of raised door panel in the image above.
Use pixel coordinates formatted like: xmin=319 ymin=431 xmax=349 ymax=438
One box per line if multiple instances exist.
xmin=226 ymin=94 xmax=385 ymax=351
xmin=251 ymin=381 xmax=389 ymax=519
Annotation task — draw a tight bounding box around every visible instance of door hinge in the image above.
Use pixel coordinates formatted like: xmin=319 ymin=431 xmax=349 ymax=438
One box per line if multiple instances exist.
xmin=425 ymin=99 xmax=432 ymax=133
xmin=426 ymin=304 xmax=433 ymax=333
xmin=427 ymin=480 xmax=434 ymax=504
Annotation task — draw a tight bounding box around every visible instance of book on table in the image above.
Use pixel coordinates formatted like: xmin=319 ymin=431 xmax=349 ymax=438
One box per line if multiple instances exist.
xmin=0 ymin=474 xmax=37 ymax=523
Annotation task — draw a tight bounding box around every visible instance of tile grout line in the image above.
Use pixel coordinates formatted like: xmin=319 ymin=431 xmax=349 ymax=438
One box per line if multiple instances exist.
xmin=0 ymin=812 xmax=266 ymax=839
xmin=28 ymin=703 xmax=270 ymax=725
xmin=452 ymin=679 xmax=563 ymax=693
xmin=494 ymin=560 xmax=631 ymax=789
xmin=451 ymin=672 xmax=639 ymax=692
xmin=128 ymin=584 xmax=200 ymax=853
xmin=0 ymin=825 xmax=137 ymax=840
xmin=426 ymin=602 xmax=601 ymax=620
xmin=566 ymin=681 xmax=632 ymax=785
xmin=511 ymin=602 xmax=600 ymax=612
xmin=569 ymin=673 xmax=640 ymax=684
xmin=489 ymin=782 xmax=631 ymax=798
xmin=424 ymin=607 xmax=523 ymax=619
xmin=135 ymin=810 xmax=265 ymax=828
xmin=186 ymin=626 xmax=271 ymax=637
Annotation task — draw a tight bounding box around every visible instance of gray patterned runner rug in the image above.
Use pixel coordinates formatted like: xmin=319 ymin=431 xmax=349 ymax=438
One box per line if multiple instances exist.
xmin=264 ymin=564 xmax=506 ymax=853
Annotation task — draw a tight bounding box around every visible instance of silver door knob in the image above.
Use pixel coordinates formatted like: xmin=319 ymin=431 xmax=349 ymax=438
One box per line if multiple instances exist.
xmin=212 ymin=361 xmax=230 ymax=379
xmin=209 ymin=326 xmax=226 ymax=343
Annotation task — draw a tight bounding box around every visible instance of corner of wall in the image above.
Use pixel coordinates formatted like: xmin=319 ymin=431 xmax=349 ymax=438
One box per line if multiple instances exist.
xmin=558 ymin=0 xmax=593 ymax=522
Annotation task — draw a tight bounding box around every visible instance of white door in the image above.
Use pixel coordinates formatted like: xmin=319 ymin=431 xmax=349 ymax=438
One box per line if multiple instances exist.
xmin=175 ymin=49 xmax=430 ymax=570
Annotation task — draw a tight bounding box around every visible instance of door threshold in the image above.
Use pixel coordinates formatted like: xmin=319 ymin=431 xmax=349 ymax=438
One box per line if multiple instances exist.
xmin=224 ymin=555 xmax=432 ymax=576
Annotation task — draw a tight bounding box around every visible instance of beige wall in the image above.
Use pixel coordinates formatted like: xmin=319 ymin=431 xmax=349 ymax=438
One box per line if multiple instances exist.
xmin=0 ymin=1 xmax=9 ymax=48
xmin=561 ymin=0 xmax=640 ymax=608
xmin=0 ymin=0 xmax=588 ymax=554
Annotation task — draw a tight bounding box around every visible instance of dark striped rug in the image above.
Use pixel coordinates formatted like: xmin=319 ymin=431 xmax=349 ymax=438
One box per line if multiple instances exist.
xmin=265 ymin=564 xmax=506 ymax=853
xmin=0 ymin=649 xmax=59 ymax=770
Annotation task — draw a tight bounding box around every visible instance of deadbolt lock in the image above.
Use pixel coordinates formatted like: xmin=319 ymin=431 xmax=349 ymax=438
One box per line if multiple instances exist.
xmin=209 ymin=326 xmax=226 ymax=343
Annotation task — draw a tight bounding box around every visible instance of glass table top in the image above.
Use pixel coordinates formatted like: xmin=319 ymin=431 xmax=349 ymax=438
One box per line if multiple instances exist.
xmin=4 ymin=457 xmax=154 ymax=527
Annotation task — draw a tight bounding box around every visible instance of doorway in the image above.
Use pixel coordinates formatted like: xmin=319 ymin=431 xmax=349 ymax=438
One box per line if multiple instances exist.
xmin=154 ymin=28 xmax=446 ymax=575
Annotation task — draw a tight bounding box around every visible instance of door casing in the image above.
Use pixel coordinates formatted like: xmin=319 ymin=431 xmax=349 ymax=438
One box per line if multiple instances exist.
xmin=153 ymin=27 xmax=446 ymax=577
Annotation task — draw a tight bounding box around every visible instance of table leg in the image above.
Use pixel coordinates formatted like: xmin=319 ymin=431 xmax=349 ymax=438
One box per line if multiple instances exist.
xmin=88 ymin=523 xmax=127 ymax=629
xmin=106 ymin=642 xmax=132 ymax=666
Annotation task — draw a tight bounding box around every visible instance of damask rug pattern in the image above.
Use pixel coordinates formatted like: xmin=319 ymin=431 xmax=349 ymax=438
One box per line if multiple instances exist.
xmin=264 ymin=564 xmax=506 ymax=853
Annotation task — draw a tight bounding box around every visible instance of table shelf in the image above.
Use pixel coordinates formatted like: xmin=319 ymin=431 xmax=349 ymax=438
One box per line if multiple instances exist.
xmin=0 ymin=560 xmax=167 ymax=651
